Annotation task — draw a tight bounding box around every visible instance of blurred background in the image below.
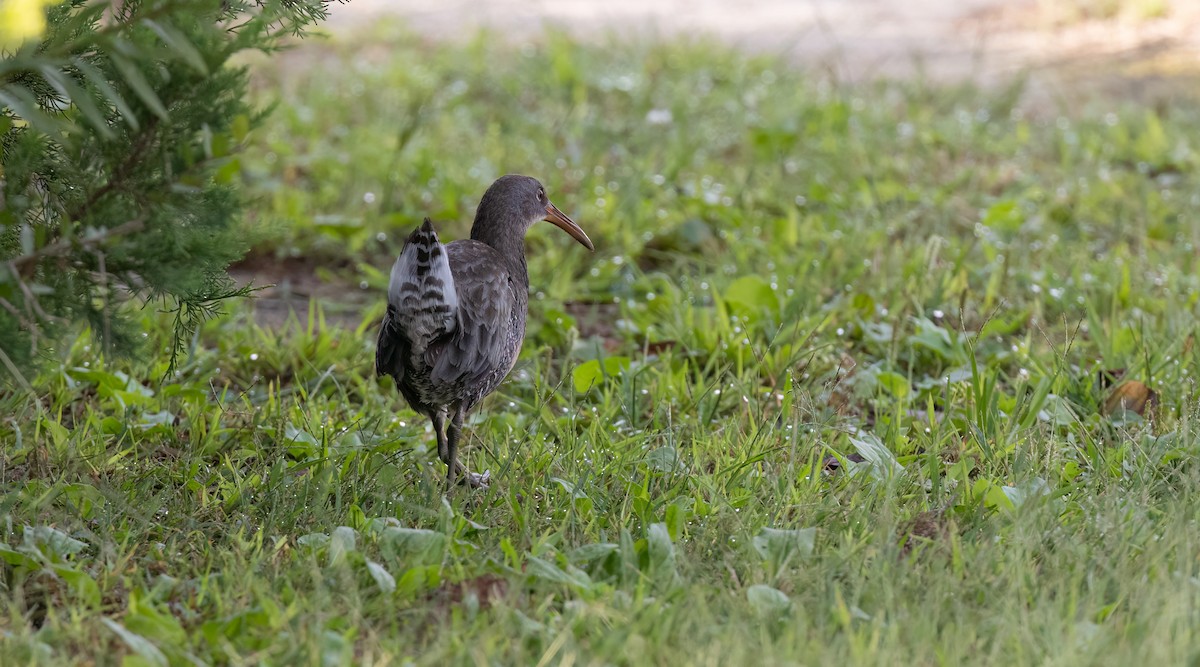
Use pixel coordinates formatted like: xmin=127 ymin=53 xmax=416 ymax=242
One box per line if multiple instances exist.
xmin=233 ymin=0 xmax=1200 ymax=334
xmin=330 ymin=0 xmax=1200 ymax=85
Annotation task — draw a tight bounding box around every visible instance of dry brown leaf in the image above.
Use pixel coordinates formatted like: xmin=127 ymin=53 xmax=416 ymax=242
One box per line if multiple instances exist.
xmin=1103 ymin=380 xmax=1157 ymax=417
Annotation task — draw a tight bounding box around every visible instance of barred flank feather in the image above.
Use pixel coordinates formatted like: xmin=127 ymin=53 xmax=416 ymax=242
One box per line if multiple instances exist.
xmin=387 ymin=218 xmax=459 ymax=353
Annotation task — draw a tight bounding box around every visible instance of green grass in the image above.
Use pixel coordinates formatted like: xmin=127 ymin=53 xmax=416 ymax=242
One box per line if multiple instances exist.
xmin=5 ymin=22 xmax=1200 ymax=665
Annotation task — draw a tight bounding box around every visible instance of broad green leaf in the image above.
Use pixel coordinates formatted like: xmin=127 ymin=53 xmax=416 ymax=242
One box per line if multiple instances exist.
xmin=645 ymin=522 xmax=678 ymax=588
xmin=296 ymin=533 xmax=329 ymax=549
xmin=125 ymin=593 xmax=186 ymax=646
xmin=381 ymin=527 xmax=446 ymax=566
xmin=51 ymin=565 xmax=101 ymax=607
xmin=1037 ymin=394 xmax=1077 ymax=428
xmin=747 ymin=584 xmax=791 ymax=618
xmin=643 ymin=446 xmax=684 ymax=473
xmin=572 ymin=356 xmax=630 ymax=393
xmin=0 ymin=544 xmax=37 ymax=567
xmin=366 ymin=560 xmax=396 ymax=594
xmin=572 ymin=359 xmax=602 ymax=393
xmin=526 ymin=556 xmax=592 ymax=590
xmin=138 ymin=411 xmax=176 ymax=431
xmin=102 ymin=618 xmax=167 ymax=667
xmin=396 ymin=565 xmax=439 ymax=595
xmin=285 ymin=423 xmax=320 ymax=457
xmin=568 ymin=543 xmax=619 ymax=564
xmin=61 ymin=483 xmax=105 ymax=520
xmin=24 ymin=525 xmax=87 ymax=560
xmin=39 ymin=418 xmax=69 ymax=448
xmin=550 ymin=477 xmax=589 ymax=500
xmin=723 ymin=275 xmax=779 ymax=320
xmin=851 ymin=292 xmax=875 ymax=315
xmin=982 ymin=199 xmax=1023 ymax=232
xmin=752 ymin=527 xmax=815 ymax=564
xmin=327 ymin=526 xmax=357 ymax=567
xmin=1001 ymin=478 xmax=1050 ymax=510
xmin=874 ymin=370 xmax=910 ymax=398
xmin=664 ymin=499 xmax=688 ymax=541
xmin=907 ymin=317 xmax=963 ymax=363
xmin=847 ymin=431 xmax=904 ymax=478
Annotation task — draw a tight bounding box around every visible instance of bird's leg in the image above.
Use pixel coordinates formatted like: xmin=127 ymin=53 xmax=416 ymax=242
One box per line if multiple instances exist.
xmin=445 ymin=406 xmax=463 ymax=486
xmin=445 ymin=405 xmax=490 ymax=489
xmin=431 ymin=409 xmax=449 ymax=464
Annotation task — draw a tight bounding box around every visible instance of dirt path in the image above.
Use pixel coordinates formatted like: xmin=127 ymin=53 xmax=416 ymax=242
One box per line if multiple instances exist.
xmin=327 ymin=0 xmax=1200 ymax=93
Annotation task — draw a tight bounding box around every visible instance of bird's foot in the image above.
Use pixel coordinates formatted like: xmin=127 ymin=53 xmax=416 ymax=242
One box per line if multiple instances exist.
xmin=447 ymin=463 xmax=491 ymax=490
xmin=458 ymin=469 xmax=491 ymax=489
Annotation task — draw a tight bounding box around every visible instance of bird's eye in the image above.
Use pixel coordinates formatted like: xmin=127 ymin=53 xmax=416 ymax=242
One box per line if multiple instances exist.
xmin=537 ymin=188 xmax=545 ymax=201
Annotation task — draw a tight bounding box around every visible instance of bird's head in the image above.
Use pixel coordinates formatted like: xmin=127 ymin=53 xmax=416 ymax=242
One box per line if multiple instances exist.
xmin=472 ymin=174 xmax=594 ymax=252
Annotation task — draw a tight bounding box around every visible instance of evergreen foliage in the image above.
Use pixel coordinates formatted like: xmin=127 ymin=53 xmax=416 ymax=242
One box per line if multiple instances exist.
xmin=0 ymin=0 xmax=334 ymax=386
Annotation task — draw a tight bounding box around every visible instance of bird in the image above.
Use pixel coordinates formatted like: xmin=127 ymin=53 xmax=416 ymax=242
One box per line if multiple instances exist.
xmin=375 ymin=175 xmax=594 ymax=488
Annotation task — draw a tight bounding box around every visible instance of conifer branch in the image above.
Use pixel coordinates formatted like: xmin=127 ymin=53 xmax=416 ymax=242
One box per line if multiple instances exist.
xmin=9 ymin=218 xmax=145 ymax=270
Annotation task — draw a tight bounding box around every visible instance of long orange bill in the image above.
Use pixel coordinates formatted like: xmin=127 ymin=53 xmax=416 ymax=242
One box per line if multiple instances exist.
xmin=544 ymin=202 xmax=594 ymax=251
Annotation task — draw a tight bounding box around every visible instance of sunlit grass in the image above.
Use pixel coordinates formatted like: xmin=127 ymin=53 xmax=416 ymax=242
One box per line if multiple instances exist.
xmin=3 ymin=22 xmax=1200 ymax=665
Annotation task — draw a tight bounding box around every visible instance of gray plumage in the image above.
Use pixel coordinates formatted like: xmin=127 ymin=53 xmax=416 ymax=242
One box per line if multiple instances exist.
xmin=376 ymin=175 xmax=594 ymax=487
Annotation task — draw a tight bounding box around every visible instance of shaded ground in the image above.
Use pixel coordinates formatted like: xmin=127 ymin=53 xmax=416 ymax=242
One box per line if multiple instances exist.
xmin=228 ymin=256 xmax=366 ymax=329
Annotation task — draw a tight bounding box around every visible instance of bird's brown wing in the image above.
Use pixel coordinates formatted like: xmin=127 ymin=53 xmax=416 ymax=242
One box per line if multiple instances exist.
xmin=429 ymin=240 xmax=517 ymax=388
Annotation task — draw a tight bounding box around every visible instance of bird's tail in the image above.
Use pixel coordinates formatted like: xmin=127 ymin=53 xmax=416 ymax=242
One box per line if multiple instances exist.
xmin=387 ymin=219 xmax=459 ymax=353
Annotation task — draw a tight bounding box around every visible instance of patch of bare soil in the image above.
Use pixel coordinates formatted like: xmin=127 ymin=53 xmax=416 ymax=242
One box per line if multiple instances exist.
xmin=228 ymin=254 xmax=369 ymax=329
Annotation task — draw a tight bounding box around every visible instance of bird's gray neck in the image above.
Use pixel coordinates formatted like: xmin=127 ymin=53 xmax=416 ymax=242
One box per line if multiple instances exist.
xmin=470 ymin=214 xmax=530 ymax=288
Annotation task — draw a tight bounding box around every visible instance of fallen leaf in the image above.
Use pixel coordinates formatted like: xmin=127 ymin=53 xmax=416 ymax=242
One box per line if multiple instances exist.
xmin=1103 ymin=380 xmax=1156 ymax=417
